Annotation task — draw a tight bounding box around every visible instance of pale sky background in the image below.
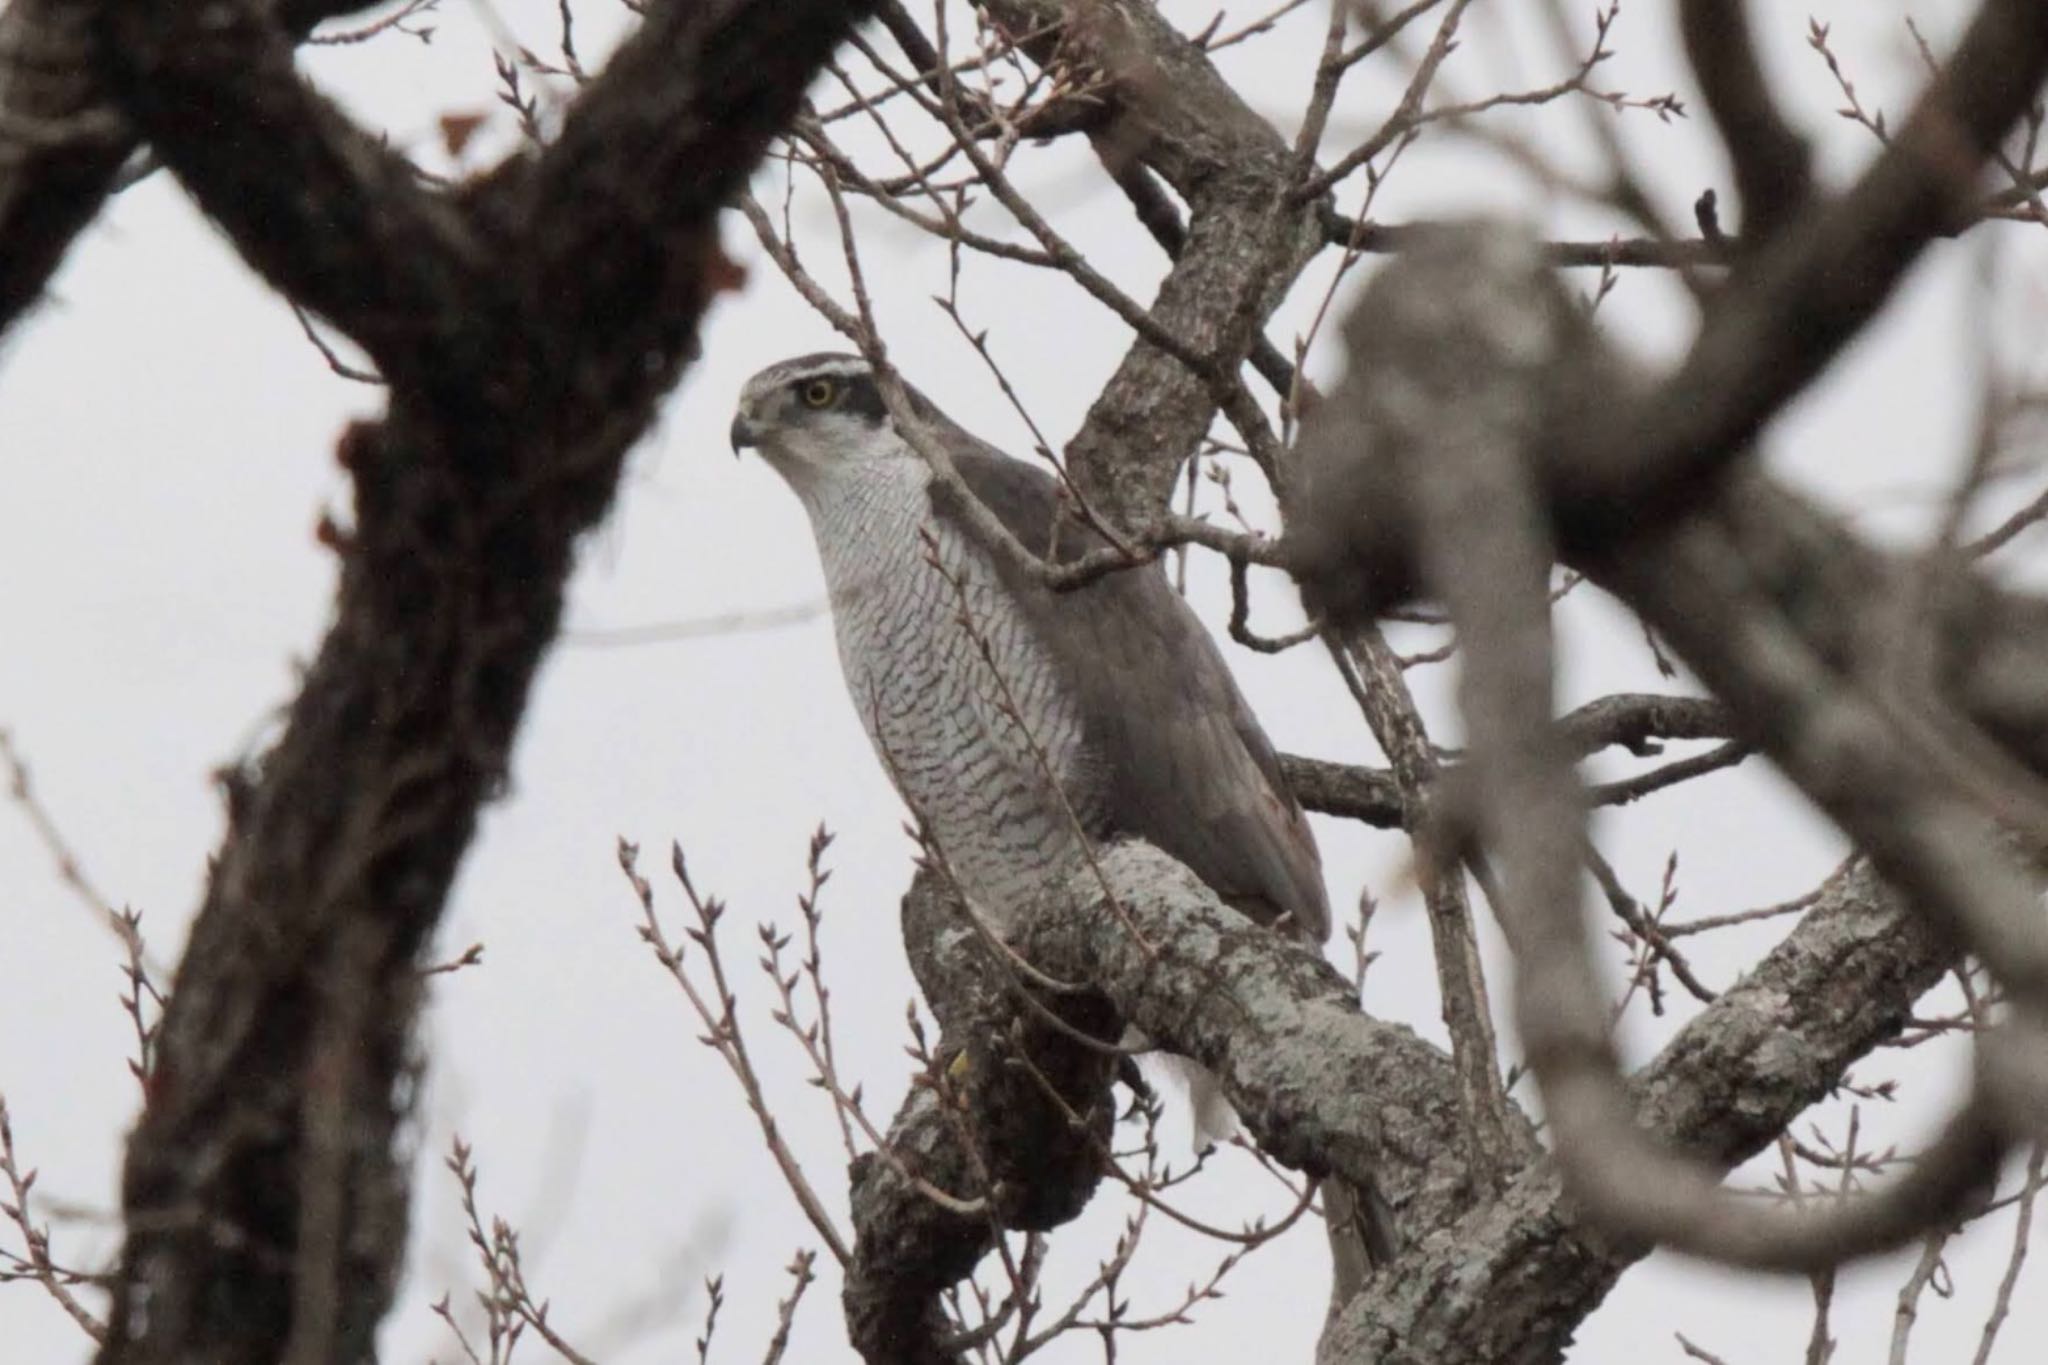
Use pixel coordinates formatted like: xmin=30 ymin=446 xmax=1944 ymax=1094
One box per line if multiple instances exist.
xmin=2 ymin=3 xmax=2045 ymax=1362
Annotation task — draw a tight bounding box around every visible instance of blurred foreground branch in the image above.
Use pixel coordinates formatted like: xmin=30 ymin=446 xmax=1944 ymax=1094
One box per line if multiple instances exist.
xmin=36 ymin=3 xmax=876 ymax=1362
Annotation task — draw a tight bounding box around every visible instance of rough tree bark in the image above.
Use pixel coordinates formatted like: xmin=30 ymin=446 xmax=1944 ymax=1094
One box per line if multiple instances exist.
xmin=851 ymin=840 xmax=1948 ymax=1364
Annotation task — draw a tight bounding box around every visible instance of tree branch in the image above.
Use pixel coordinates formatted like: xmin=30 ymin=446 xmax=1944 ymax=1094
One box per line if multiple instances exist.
xmin=1323 ymin=861 xmax=1951 ymax=1364
xmin=1565 ymin=0 xmax=2048 ymax=530
xmin=977 ymin=0 xmax=1327 ymax=519
xmin=0 ymin=0 xmax=383 ymax=340
xmin=84 ymin=5 xmax=872 ymax=1362
xmin=1019 ymin=844 xmax=1493 ymax=1259
xmin=844 ymin=869 xmax=1119 ymax=1365
xmin=1323 ymin=626 xmax=1525 ymax=1192
xmin=1279 ymin=693 xmax=1736 ymax=830
xmin=1677 ymin=0 xmax=1814 ymax=241
xmin=0 ymin=0 xmax=131 ymax=335
xmin=1315 ymin=210 xmax=1737 ymax=268
xmin=94 ymin=0 xmax=484 ymax=389
xmin=857 ymin=841 xmax=1952 ymax=1365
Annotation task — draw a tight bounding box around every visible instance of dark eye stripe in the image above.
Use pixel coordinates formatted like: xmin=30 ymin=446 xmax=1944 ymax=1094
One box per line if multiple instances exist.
xmin=839 ymin=374 xmax=887 ymax=424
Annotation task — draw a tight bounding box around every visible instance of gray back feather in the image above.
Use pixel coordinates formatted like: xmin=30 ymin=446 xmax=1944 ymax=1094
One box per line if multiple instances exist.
xmin=919 ymin=413 xmax=1331 ymax=943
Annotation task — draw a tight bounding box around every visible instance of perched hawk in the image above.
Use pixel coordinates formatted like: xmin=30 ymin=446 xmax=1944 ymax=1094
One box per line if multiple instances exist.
xmin=732 ymin=351 xmax=1327 ymax=944
xmin=731 ymin=351 xmax=1385 ymax=1274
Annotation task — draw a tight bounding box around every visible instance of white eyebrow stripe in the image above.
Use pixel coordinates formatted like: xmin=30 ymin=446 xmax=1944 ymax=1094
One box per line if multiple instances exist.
xmin=740 ymin=354 xmax=873 ymax=405
xmin=781 ymin=360 xmax=870 ymax=382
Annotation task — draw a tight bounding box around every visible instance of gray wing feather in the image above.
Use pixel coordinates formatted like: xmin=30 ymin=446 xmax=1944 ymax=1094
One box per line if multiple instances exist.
xmin=932 ymin=429 xmax=1331 ymax=943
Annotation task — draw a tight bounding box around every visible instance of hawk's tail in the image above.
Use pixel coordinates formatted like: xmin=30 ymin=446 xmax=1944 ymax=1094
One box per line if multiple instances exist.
xmin=1186 ymin=1056 xmax=1241 ymax=1150
xmin=1137 ymin=1051 xmax=1240 ymax=1150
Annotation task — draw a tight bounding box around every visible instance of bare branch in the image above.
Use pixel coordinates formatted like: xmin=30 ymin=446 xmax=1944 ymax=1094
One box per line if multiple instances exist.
xmin=1564 ymin=0 xmax=2048 ymax=531
xmin=0 ymin=729 xmax=154 ymax=967
xmin=1677 ymin=0 xmax=1814 ymax=239
xmin=0 ymin=1095 xmax=106 ymax=1343
xmin=1322 ymin=627 xmax=1525 ymax=1192
xmin=1317 ymin=210 xmax=1735 ymax=268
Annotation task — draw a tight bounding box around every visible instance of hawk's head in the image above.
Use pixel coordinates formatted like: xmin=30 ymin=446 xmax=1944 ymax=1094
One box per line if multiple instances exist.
xmin=730 ymin=353 xmax=913 ymax=479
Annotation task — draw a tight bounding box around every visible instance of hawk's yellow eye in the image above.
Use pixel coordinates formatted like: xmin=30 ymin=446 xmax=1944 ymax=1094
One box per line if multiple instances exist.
xmin=801 ymin=378 xmax=837 ymax=408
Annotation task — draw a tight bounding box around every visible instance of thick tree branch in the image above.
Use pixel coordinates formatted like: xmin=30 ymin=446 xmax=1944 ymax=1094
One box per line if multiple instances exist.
xmin=977 ymin=0 xmax=1327 ymax=519
xmin=1020 ymin=844 xmax=1492 ymax=1255
xmin=1102 ymin=154 xmax=1302 ymax=401
xmin=845 ymin=869 xmax=1119 ymax=1365
xmin=94 ymin=0 xmax=485 ymax=390
xmin=1291 ymin=235 xmax=2048 ymax=792
xmin=0 ymin=1 xmax=129 ymax=335
xmin=1368 ymin=230 xmax=2010 ymax=1270
xmin=846 ymin=843 xmax=1499 ymax=1364
xmin=502 ymin=3 xmax=881 ymax=422
xmin=83 ymin=5 xmax=871 ymax=1362
xmin=856 ymin=841 xmax=1953 ymax=1365
xmin=0 ymin=0 xmax=381 ymax=340
xmin=1322 ymin=861 xmax=1951 ymax=1364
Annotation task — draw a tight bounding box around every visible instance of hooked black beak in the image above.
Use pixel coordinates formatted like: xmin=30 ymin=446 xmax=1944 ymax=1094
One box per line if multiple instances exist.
xmin=729 ymin=412 xmax=759 ymax=457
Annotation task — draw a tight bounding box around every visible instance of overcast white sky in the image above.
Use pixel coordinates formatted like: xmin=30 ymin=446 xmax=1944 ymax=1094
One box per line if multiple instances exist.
xmin=3 ymin=3 xmax=2044 ymax=1361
